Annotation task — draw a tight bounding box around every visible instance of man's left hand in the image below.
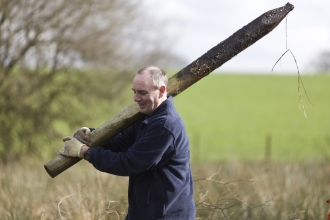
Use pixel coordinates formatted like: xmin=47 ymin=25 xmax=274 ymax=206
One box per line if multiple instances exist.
xmin=73 ymin=127 xmax=92 ymax=146
xmin=59 ymin=137 xmax=85 ymax=158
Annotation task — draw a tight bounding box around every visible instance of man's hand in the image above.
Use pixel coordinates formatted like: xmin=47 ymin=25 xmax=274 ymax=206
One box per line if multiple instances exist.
xmin=59 ymin=137 xmax=85 ymax=158
xmin=73 ymin=127 xmax=91 ymax=146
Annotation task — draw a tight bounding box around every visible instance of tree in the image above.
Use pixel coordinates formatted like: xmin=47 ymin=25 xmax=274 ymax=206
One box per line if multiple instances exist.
xmin=0 ymin=0 xmax=184 ymax=162
xmin=311 ymin=50 xmax=330 ymax=74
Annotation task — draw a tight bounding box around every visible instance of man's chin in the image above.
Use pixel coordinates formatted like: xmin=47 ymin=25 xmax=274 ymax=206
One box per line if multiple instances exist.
xmin=139 ymin=108 xmax=148 ymax=115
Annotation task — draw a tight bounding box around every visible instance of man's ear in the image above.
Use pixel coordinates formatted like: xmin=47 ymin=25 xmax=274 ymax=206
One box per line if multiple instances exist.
xmin=159 ymin=85 xmax=166 ymax=97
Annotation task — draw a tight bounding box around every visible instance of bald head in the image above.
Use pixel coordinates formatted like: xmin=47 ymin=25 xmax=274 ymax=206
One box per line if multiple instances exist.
xmin=137 ymin=66 xmax=168 ymax=90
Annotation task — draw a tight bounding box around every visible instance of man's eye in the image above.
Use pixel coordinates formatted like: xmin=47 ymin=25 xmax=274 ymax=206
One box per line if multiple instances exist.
xmin=140 ymin=92 xmax=147 ymax=95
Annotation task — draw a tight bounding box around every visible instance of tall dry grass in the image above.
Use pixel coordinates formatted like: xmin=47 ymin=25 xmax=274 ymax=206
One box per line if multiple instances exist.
xmin=193 ymin=161 xmax=329 ymax=219
xmin=1 ymin=159 xmax=329 ymax=219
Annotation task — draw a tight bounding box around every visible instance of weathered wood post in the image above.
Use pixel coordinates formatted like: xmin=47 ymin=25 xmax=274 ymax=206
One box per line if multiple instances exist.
xmin=44 ymin=3 xmax=294 ymax=178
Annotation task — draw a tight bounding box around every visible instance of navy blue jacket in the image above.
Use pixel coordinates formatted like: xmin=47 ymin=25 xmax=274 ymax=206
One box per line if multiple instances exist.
xmin=88 ymin=96 xmax=195 ymax=219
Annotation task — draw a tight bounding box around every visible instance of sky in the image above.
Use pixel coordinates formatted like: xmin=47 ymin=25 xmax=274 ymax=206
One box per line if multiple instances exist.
xmin=144 ymin=0 xmax=330 ymax=74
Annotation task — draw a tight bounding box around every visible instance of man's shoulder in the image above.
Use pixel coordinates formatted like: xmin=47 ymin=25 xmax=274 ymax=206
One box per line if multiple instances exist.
xmin=151 ymin=109 xmax=184 ymax=132
xmin=146 ymin=96 xmax=183 ymax=126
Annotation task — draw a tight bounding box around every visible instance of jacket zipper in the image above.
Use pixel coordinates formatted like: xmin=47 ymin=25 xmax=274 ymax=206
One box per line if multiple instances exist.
xmin=147 ymin=188 xmax=151 ymax=204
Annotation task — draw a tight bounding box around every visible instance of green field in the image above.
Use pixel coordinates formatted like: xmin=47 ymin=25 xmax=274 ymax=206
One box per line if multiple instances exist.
xmin=172 ymin=73 xmax=330 ymax=162
xmin=53 ymin=72 xmax=330 ymax=163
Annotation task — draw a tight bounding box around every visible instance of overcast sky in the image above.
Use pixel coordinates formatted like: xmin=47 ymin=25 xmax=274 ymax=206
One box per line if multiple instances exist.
xmin=144 ymin=0 xmax=330 ymax=74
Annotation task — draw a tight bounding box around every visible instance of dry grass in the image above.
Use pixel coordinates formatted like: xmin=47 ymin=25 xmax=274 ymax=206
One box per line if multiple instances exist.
xmin=193 ymin=161 xmax=329 ymax=219
xmin=1 ymin=159 xmax=329 ymax=219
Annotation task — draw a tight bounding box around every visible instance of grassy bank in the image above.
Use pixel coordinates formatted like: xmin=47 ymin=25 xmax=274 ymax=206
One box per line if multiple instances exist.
xmin=1 ymin=159 xmax=330 ymax=219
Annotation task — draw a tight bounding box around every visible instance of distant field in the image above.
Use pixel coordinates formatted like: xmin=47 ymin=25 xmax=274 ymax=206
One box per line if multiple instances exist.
xmin=70 ymin=73 xmax=330 ymax=163
xmin=173 ymin=73 xmax=330 ymax=162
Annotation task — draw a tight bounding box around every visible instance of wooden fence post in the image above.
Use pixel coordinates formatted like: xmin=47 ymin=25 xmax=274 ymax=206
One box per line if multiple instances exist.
xmin=44 ymin=3 xmax=294 ymax=178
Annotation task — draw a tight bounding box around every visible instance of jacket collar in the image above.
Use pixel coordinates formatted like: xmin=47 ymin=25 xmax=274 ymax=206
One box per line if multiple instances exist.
xmin=142 ymin=96 xmax=173 ymax=125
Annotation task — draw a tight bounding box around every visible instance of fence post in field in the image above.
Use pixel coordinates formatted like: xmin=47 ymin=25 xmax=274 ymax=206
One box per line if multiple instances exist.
xmin=265 ymin=134 xmax=272 ymax=162
xmin=193 ymin=133 xmax=201 ymax=164
xmin=44 ymin=3 xmax=294 ymax=178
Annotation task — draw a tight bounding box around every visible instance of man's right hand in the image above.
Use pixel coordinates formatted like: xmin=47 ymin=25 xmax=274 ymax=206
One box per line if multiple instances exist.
xmin=72 ymin=127 xmax=92 ymax=146
xmin=59 ymin=137 xmax=85 ymax=158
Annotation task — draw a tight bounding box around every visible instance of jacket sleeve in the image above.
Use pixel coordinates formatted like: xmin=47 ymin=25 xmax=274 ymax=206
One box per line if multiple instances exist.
xmin=88 ymin=124 xmax=176 ymax=176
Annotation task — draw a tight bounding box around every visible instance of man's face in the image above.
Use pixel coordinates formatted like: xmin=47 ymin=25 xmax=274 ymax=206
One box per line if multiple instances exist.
xmin=132 ymin=72 xmax=161 ymax=115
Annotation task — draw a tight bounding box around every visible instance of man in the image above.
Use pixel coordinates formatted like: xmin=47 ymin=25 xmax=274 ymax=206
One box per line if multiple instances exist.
xmin=59 ymin=66 xmax=196 ymax=219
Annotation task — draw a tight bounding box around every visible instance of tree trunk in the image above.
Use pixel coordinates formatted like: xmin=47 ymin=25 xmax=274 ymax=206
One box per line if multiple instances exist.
xmin=44 ymin=3 xmax=294 ymax=178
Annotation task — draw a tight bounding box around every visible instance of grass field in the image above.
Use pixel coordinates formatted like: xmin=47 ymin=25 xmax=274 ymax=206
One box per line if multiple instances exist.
xmin=81 ymin=73 xmax=330 ymax=162
xmin=2 ymin=159 xmax=330 ymax=219
xmin=172 ymin=73 xmax=330 ymax=162
xmin=2 ymin=73 xmax=330 ymax=219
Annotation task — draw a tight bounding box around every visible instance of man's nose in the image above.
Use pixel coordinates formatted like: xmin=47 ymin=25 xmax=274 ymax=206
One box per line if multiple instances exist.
xmin=134 ymin=93 xmax=140 ymax=102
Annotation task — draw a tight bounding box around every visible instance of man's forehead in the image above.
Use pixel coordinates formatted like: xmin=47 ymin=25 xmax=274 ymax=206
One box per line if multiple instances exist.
xmin=133 ymin=73 xmax=151 ymax=84
xmin=132 ymin=73 xmax=153 ymax=90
